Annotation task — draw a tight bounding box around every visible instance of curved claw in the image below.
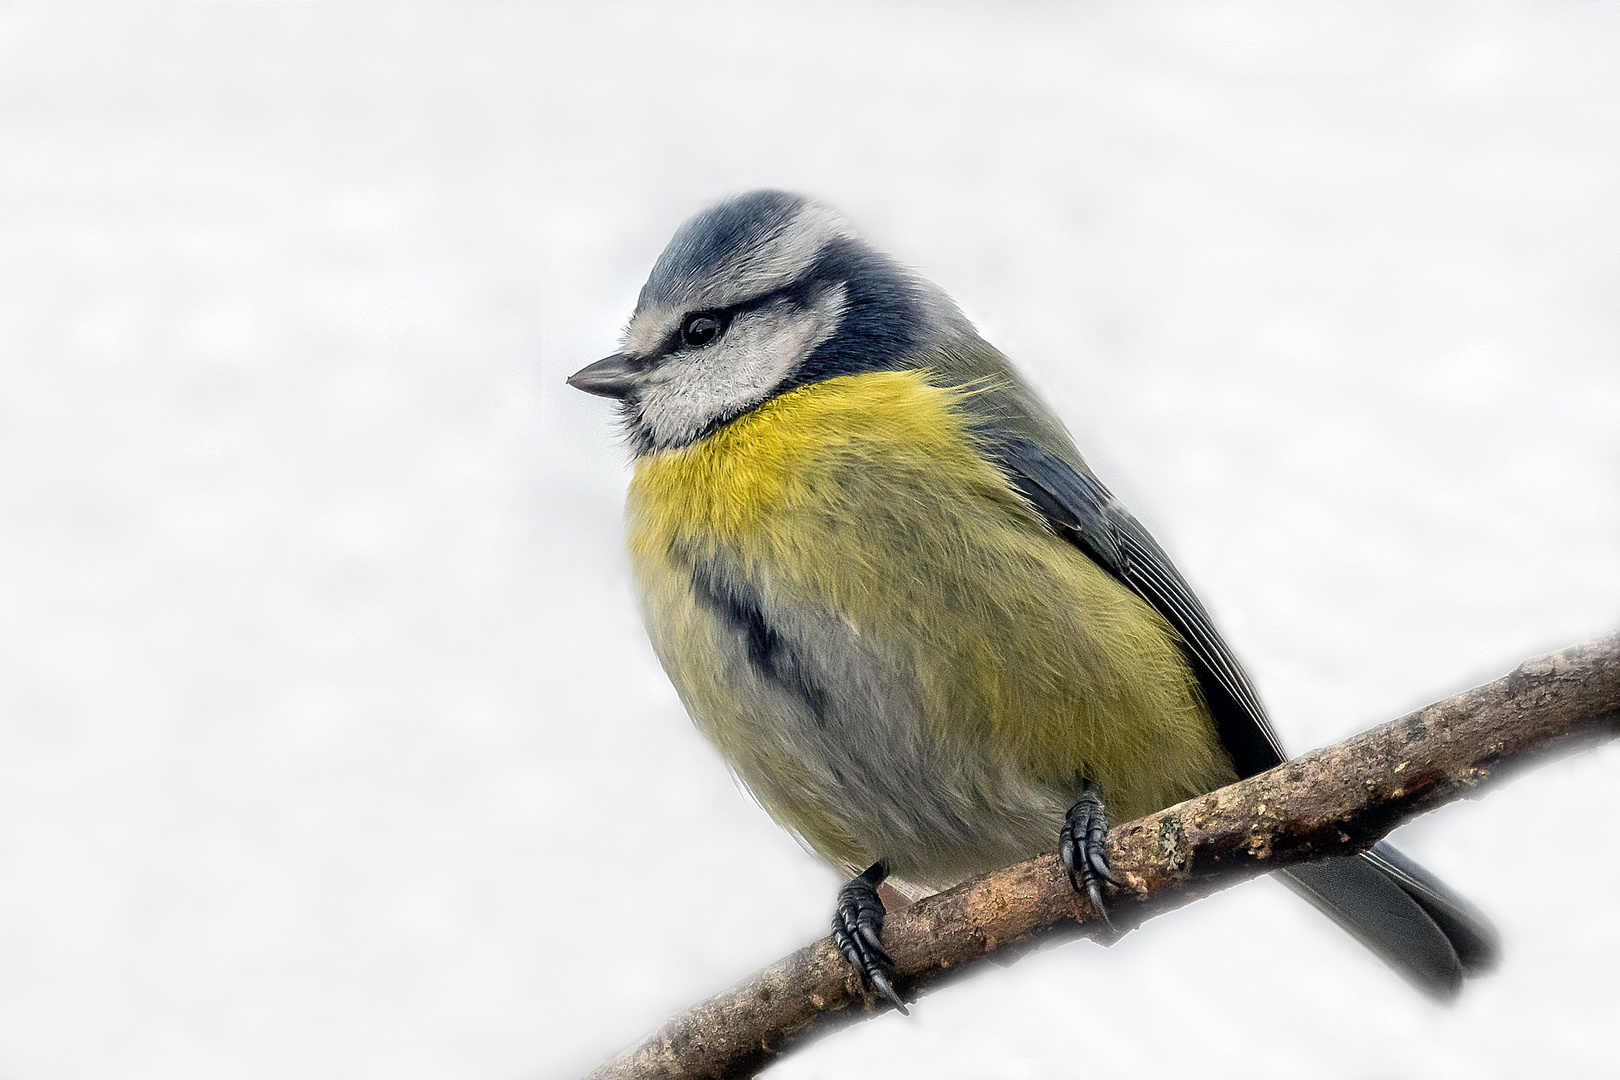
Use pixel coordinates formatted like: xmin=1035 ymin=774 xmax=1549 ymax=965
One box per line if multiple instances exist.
xmin=1090 ymin=845 xmax=1122 ymax=887
xmin=867 ymin=968 xmax=907 ymax=1013
xmin=1060 ymin=782 xmax=1118 ymax=929
xmin=831 ymin=862 xmax=909 ymax=1015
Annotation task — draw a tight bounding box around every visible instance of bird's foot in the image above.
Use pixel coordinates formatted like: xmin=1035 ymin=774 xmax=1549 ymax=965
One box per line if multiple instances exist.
xmin=1060 ymin=781 xmax=1121 ymax=929
xmin=831 ymin=861 xmax=908 ymax=1014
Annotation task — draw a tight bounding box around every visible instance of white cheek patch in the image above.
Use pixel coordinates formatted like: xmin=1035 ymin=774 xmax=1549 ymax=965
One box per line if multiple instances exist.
xmin=635 ymin=285 xmax=847 ymax=450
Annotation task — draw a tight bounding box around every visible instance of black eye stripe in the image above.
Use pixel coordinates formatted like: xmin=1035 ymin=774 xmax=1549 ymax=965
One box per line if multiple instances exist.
xmin=659 ymin=273 xmax=834 ymax=358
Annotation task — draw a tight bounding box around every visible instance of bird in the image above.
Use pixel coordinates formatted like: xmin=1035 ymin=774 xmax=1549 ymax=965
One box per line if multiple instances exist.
xmin=567 ymin=190 xmax=1498 ymax=1010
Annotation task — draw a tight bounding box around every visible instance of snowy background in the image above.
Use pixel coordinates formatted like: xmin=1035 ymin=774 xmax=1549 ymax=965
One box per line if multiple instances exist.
xmin=2 ymin=3 xmax=1618 ymax=1078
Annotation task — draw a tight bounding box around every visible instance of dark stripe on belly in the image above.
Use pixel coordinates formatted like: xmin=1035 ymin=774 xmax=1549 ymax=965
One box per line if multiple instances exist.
xmin=685 ymin=555 xmax=830 ymax=724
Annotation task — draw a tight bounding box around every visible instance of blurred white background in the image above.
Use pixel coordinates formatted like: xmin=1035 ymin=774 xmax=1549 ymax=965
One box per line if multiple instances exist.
xmin=1 ymin=3 xmax=1617 ymax=1078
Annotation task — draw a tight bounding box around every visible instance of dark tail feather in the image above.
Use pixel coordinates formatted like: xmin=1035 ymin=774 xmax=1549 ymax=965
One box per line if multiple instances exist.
xmin=1278 ymin=840 xmax=1500 ymax=1000
xmin=1360 ymin=842 xmax=1500 ymax=976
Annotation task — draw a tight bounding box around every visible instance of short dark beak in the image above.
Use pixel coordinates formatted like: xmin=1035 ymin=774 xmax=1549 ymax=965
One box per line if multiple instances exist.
xmin=567 ymin=353 xmax=638 ymax=400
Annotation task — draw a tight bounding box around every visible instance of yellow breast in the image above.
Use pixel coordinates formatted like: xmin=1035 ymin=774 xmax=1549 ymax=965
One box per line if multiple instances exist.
xmin=625 ymin=370 xmax=1235 ymax=880
xmin=627 ymin=369 xmax=1012 ymax=551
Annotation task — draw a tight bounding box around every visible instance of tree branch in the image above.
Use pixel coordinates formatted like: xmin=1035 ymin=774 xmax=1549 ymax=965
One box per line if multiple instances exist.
xmin=585 ymin=631 xmax=1620 ymax=1080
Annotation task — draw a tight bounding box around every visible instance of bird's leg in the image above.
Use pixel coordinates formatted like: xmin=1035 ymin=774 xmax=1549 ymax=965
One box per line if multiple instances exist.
xmin=1059 ymin=780 xmax=1121 ymax=928
xmin=831 ymin=860 xmax=908 ymax=1013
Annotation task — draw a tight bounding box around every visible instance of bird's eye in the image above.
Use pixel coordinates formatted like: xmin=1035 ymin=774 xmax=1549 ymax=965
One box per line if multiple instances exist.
xmin=680 ymin=313 xmax=723 ymax=348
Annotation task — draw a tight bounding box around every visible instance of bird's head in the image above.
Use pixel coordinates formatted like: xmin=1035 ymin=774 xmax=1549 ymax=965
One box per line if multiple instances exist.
xmin=569 ymin=191 xmax=969 ymax=454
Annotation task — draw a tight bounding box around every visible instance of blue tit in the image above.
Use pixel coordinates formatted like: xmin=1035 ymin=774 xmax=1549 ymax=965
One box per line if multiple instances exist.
xmin=568 ymin=190 xmax=1497 ymax=1008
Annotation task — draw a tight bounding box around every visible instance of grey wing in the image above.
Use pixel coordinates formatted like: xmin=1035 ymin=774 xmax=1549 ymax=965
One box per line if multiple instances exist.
xmin=929 ymin=347 xmax=1499 ymax=991
xmin=974 ymin=428 xmax=1288 ymax=778
xmin=986 ymin=433 xmax=1504 ymax=994
xmin=919 ymin=337 xmax=1285 ymax=774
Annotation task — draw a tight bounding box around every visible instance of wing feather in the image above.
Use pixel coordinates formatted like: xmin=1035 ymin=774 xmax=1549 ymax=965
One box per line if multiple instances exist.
xmin=980 ymin=430 xmax=1287 ymax=777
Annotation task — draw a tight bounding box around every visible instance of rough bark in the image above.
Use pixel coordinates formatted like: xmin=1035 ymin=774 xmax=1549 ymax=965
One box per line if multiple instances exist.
xmin=584 ymin=631 xmax=1620 ymax=1080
